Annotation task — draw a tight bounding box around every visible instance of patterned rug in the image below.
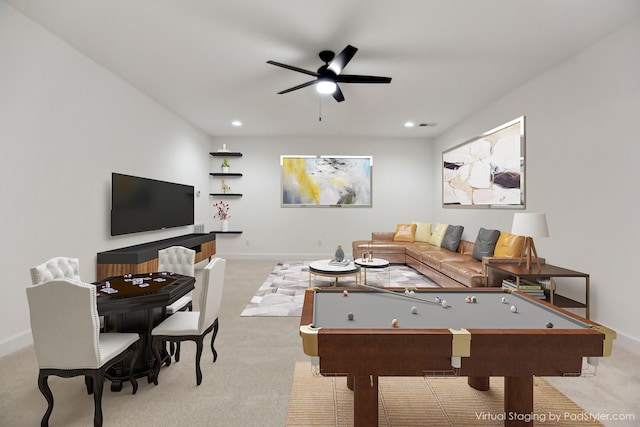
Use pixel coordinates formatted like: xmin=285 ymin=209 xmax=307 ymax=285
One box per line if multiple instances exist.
xmin=286 ymin=362 xmax=603 ymax=426
xmin=240 ymin=260 xmax=439 ymax=317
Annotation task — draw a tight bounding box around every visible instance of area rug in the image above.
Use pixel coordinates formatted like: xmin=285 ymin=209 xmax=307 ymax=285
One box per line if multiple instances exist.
xmin=240 ymin=261 xmax=439 ymax=317
xmin=286 ymin=362 xmax=603 ymax=426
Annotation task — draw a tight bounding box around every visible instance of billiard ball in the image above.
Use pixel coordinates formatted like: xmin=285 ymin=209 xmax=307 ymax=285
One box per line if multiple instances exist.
xmin=441 ymin=300 xmax=448 ymax=308
xmin=501 ymin=296 xmax=508 ymax=304
xmin=546 ymin=322 xmax=554 ymax=328
xmin=409 ymin=290 xmax=415 ymax=296
xmin=343 ymin=290 xmax=349 ymax=297
xmin=510 ymin=305 xmax=518 ymax=313
xmin=465 ymin=296 xmax=472 ymax=303
xmin=348 ymin=312 xmax=354 ymax=321
xmin=435 ymin=296 xmax=442 ymax=303
xmin=404 ymin=289 xmax=410 ymax=295
xmin=392 ymin=318 xmax=399 ymax=327
xmin=471 ymin=296 xmax=477 ymax=303
xmin=411 ymin=306 xmax=418 ymax=314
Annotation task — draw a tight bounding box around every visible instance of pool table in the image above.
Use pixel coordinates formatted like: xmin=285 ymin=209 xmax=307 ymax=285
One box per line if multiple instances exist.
xmin=299 ymin=288 xmax=615 ymax=427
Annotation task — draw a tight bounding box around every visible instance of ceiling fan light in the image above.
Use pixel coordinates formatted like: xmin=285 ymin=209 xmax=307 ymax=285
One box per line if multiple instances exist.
xmin=316 ymin=80 xmax=337 ymax=94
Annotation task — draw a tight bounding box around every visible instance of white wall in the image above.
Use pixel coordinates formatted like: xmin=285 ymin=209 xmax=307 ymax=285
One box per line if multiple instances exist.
xmin=433 ymin=18 xmax=640 ymax=351
xmin=0 ymin=3 xmax=213 ymax=356
xmin=208 ymin=136 xmax=434 ymax=259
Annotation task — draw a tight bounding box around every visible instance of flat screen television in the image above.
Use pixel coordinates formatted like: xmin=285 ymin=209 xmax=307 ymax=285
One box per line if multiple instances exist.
xmin=111 ymin=173 xmax=194 ymax=236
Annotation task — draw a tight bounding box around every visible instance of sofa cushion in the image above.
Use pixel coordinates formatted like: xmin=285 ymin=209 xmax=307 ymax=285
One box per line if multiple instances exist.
xmin=412 ymin=221 xmax=432 ymax=242
xmin=393 ymin=223 xmax=417 ymax=242
xmin=440 ymin=259 xmax=486 ymax=287
xmin=472 ymin=228 xmax=501 ymax=260
xmin=429 ymin=223 xmax=449 ymax=247
xmin=421 ymin=248 xmax=466 ymax=269
xmin=441 ymin=225 xmax=464 ymax=252
xmin=494 ymin=232 xmax=525 ymax=257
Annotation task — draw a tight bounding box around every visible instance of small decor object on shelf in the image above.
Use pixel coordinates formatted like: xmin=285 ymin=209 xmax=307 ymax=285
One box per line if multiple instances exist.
xmin=221 ymin=158 xmax=230 ymax=173
xmin=217 ymin=143 xmax=230 ymax=152
xmin=334 ymin=245 xmax=345 ymax=262
xmin=221 ymin=179 xmax=231 ymax=194
xmin=213 ymin=201 xmax=230 ymax=231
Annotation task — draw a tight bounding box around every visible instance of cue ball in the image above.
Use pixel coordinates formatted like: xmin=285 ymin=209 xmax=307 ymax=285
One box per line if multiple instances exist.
xmin=343 ymin=290 xmax=349 ymax=297
xmin=348 ymin=312 xmax=354 ymax=321
xmin=546 ymin=322 xmax=554 ymax=328
xmin=392 ymin=318 xmax=399 ymax=327
xmin=411 ymin=306 xmax=418 ymax=314
xmin=441 ymin=300 xmax=448 ymax=308
xmin=510 ymin=305 xmax=518 ymax=313
xmin=501 ymin=296 xmax=508 ymax=304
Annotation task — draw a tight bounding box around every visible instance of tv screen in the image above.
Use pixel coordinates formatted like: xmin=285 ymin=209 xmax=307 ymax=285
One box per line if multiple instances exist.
xmin=111 ymin=173 xmax=194 ymax=236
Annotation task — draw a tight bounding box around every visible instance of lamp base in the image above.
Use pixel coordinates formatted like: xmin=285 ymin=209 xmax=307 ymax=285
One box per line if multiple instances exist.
xmin=518 ymin=236 xmax=542 ymax=270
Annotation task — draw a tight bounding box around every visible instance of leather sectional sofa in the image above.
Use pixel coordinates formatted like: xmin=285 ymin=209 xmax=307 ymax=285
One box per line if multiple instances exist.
xmin=352 ymin=223 xmax=527 ymax=288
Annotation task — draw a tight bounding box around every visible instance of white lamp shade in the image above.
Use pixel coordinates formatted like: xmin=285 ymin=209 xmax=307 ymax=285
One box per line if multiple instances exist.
xmin=511 ymin=213 xmax=549 ymax=237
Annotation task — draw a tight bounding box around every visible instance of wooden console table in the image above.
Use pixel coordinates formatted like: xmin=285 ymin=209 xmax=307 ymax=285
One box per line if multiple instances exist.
xmin=96 ymin=233 xmax=216 ymax=280
xmin=485 ymin=263 xmax=590 ymax=319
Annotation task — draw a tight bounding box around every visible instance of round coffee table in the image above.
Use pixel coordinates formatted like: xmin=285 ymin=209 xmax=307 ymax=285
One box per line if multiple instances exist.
xmin=354 ymin=257 xmax=390 ymax=286
xmin=309 ymin=259 xmax=360 ymax=286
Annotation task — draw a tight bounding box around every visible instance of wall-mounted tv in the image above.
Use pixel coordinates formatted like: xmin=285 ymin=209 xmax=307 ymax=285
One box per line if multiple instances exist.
xmin=111 ymin=173 xmax=194 ymax=236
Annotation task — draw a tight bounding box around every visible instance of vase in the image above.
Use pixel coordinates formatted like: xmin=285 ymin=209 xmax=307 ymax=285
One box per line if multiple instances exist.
xmin=222 ymin=166 xmax=230 ymax=174
xmin=335 ymin=245 xmax=344 ymax=262
xmin=221 ymin=219 xmax=229 ymax=232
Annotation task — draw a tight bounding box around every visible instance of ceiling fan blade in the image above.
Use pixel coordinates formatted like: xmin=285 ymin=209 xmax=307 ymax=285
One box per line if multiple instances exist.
xmin=327 ymin=45 xmax=358 ymax=75
xmin=332 ymin=84 xmax=345 ymax=102
xmin=335 ymin=74 xmax=392 ymax=84
xmin=277 ymin=80 xmax=317 ymax=94
xmin=267 ymin=61 xmax=319 ymax=77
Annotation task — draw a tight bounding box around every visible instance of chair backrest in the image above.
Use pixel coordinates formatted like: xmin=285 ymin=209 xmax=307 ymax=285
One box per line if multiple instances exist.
xmin=30 ymin=257 xmax=81 ymax=285
xmin=197 ymin=257 xmax=226 ymax=333
xmin=158 ymin=246 xmax=196 ymax=276
xmin=26 ymin=279 xmax=101 ymax=369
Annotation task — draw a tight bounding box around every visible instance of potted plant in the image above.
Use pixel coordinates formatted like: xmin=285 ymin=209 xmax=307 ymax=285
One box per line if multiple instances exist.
xmin=221 ymin=158 xmax=230 ymax=173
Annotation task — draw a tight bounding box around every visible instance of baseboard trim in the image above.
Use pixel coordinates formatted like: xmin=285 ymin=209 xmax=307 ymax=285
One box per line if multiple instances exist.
xmin=0 ymin=330 xmax=32 ymax=358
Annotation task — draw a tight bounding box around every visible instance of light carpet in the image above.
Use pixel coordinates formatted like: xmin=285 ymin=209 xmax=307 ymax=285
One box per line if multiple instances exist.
xmin=286 ymin=362 xmax=603 ymax=426
xmin=240 ymin=261 xmax=439 ymax=317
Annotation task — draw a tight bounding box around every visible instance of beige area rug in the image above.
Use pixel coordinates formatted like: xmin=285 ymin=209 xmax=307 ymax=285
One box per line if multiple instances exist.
xmin=286 ymin=362 xmax=603 ymax=426
xmin=241 ymin=261 xmax=439 ymax=317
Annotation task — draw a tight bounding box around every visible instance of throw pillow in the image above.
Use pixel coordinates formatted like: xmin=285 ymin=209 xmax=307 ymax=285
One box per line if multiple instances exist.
xmin=428 ymin=223 xmax=449 ymax=247
xmin=471 ymin=228 xmax=501 ymax=260
xmin=412 ymin=221 xmax=432 ymax=242
xmin=494 ymin=232 xmax=526 ymax=257
xmin=393 ymin=223 xmax=417 ymax=242
xmin=441 ymin=225 xmax=464 ymax=252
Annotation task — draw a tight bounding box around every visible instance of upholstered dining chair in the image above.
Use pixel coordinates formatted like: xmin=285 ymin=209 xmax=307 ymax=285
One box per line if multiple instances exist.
xmin=151 ymin=257 xmax=226 ymax=386
xmin=30 ymin=256 xmax=81 ymax=285
xmin=26 ymin=279 xmax=140 ymax=427
xmin=158 ymin=246 xmax=196 ymax=359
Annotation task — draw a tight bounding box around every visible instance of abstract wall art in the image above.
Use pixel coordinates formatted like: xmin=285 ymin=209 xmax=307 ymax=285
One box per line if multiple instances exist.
xmin=443 ymin=116 xmax=525 ymax=208
xmin=281 ymin=155 xmax=372 ymax=207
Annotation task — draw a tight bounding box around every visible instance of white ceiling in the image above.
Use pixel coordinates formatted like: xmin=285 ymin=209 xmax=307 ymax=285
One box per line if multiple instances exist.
xmin=7 ymin=0 xmax=640 ymax=138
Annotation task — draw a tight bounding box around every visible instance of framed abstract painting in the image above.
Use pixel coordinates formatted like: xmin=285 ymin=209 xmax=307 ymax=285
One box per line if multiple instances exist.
xmin=443 ymin=116 xmax=525 ymax=208
xmin=281 ymin=155 xmax=372 ymax=207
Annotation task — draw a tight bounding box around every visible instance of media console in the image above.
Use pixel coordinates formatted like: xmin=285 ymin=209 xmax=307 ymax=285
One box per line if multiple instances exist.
xmin=96 ymin=233 xmax=216 ymax=280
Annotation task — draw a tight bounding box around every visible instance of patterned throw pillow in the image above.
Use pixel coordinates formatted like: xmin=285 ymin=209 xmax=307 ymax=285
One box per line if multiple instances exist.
xmin=393 ymin=223 xmax=417 ymax=242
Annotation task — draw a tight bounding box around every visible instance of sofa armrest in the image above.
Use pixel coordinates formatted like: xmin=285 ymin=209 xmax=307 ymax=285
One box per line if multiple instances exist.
xmin=372 ymin=231 xmax=395 ymax=241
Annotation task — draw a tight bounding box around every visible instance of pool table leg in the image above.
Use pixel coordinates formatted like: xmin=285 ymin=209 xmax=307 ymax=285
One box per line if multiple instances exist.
xmin=352 ymin=374 xmax=379 ymax=427
xmin=468 ymin=375 xmax=490 ymax=391
xmin=504 ymin=375 xmax=534 ymax=426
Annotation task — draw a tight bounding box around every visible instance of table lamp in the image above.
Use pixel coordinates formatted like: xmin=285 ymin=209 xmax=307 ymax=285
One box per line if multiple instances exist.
xmin=511 ymin=212 xmax=549 ymax=270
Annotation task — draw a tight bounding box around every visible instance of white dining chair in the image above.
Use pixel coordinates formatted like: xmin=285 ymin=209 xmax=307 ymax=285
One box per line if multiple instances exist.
xmin=151 ymin=257 xmax=226 ymax=385
xmin=26 ymin=278 xmax=140 ymax=427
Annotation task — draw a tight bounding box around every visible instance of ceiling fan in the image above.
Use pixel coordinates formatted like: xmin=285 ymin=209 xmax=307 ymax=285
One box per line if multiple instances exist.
xmin=267 ymin=45 xmax=391 ymax=102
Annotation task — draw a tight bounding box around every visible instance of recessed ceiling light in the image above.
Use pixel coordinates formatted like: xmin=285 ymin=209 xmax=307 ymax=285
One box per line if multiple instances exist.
xmin=231 ymin=120 xmax=242 ymax=127
xmin=404 ymin=121 xmax=415 ymax=128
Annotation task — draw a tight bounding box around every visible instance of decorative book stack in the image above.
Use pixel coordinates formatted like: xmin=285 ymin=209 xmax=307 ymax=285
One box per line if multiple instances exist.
xmin=502 ymin=278 xmax=545 ymax=299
